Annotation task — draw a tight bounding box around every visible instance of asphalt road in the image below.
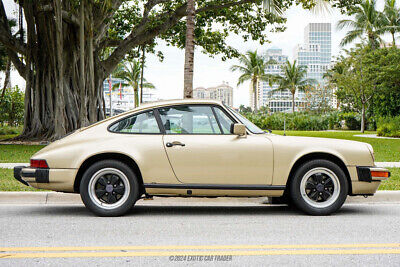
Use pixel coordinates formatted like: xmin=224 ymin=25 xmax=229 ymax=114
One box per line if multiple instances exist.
xmin=1 ymin=201 xmax=400 ymax=266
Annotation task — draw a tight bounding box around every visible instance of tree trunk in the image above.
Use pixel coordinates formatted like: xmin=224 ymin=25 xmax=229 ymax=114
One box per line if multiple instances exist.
xmin=252 ymin=79 xmax=258 ymax=113
xmin=0 ymin=58 xmax=11 ymax=102
xmin=134 ymin=85 xmax=139 ymax=108
xmin=53 ymin=0 xmax=67 ymax=139
xmin=16 ymin=1 xmax=105 ymax=141
xmin=292 ymin=91 xmax=295 ymax=113
xmin=79 ymin=0 xmax=88 ymax=127
xmin=361 ymin=103 xmax=365 ymax=133
xmin=183 ymin=0 xmax=195 ymax=99
xmin=140 ymin=45 xmax=145 ymax=105
xmin=392 ymin=32 xmax=396 ymax=47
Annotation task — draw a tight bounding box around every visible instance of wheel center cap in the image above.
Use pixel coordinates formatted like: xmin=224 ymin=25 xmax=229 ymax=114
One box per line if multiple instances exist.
xmin=106 ymin=184 xmax=114 ymax=193
xmin=316 ymin=184 xmax=324 ymax=192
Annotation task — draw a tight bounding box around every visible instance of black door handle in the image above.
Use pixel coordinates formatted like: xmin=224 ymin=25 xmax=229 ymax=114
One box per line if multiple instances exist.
xmin=166 ymin=142 xmax=185 ymax=147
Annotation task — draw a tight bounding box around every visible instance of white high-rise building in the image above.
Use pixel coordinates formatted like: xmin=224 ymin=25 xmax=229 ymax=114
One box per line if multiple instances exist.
xmin=250 ymin=23 xmax=335 ymax=112
xmin=254 ymin=48 xmax=307 ymax=113
xmin=294 ymin=23 xmax=337 ymax=109
xmin=194 ymin=82 xmax=233 ymax=107
xmin=294 ymin=23 xmax=332 ymax=86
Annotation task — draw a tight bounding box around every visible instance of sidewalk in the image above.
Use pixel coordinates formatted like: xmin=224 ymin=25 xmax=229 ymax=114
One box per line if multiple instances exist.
xmin=1 ymin=191 xmax=400 ymax=205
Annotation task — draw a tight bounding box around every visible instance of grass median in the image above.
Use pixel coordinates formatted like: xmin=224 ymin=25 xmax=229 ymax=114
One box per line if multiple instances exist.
xmin=0 ymin=144 xmax=45 ymax=163
xmin=0 ymin=169 xmax=45 ymax=191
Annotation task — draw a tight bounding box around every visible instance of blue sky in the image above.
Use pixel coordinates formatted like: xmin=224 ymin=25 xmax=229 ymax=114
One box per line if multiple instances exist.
xmin=2 ymin=0 xmax=395 ymax=108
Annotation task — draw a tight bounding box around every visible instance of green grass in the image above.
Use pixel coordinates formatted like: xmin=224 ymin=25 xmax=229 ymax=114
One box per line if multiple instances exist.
xmin=0 ymin=145 xmax=45 ymax=163
xmin=272 ymin=130 xmax=400 ymax=162
xmin=0 ymin=169 xmax=44 ymax=191
xmin=379 ymin=168 xmax=400 ymax=190
xmin=0 ymin=134 xmax=19 ymax=141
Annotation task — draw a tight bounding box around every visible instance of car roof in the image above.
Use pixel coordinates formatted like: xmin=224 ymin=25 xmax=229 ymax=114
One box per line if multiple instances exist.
xmin=138 ymin=99 xmax=223 ymax=109
xmin=122 ymin=99 xmax=224 ymax=115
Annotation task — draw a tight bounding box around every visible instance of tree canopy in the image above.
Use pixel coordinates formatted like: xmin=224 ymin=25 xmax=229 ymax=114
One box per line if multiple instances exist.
xmin=0 ymin=0 xmax=359 ymax=140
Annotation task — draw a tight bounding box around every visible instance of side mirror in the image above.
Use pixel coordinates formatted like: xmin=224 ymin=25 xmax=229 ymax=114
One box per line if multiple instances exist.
xmin=231 ymin=123 xmax=247 ymax=136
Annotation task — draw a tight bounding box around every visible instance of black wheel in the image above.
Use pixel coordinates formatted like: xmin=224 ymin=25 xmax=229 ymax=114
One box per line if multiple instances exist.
xmin=80 ymin=160 xmax=139 ymax=216
xmin=290 ymin=159 xmax=348 ymax=215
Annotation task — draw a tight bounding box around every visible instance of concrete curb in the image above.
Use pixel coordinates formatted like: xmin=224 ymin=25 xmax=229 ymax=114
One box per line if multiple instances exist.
xmin=1 ymin=191 xmax=400 ymax=205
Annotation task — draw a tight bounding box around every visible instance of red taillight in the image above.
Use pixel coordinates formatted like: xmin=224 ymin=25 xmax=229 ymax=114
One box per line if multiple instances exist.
xmin=30 ymin=159 xmax=49 ymax=168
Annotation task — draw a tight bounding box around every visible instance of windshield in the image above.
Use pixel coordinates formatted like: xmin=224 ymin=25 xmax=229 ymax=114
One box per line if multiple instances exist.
xmin=225 ymin=106 xmax=265 ymax=134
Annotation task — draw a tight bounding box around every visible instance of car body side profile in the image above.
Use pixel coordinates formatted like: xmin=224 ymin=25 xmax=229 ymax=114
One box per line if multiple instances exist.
xmin=14 ymin=99 xmax=390 ymax=216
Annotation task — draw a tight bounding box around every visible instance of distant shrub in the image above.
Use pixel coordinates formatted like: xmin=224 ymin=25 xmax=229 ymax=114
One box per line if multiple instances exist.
xmin=0 ymin=86 xmax=24 ymax=126
xmin=243 ymin=112 xmax=343 ymax=131
xmin=377 ymin=116 xmax=400 ymax=138
xmin=338 ymin=112 xmax=361 ymax=130
xmin=0 ymin=125 xmax=21 ymax=135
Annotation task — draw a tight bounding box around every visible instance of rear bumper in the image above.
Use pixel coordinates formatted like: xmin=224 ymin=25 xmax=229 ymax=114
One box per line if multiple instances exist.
xmin=14 ymin=166 xmax=49 ymax=184
xmin=13 ymin=166 xmax=76 ymax=192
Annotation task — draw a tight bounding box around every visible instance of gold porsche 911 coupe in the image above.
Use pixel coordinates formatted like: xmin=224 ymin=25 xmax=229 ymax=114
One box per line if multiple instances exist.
xmin=14 ymin=99 xmax=390 ymax=216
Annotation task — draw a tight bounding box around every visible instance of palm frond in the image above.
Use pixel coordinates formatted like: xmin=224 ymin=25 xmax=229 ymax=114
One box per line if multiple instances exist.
xmin=340 ymin=29 xmax=364 ymax=46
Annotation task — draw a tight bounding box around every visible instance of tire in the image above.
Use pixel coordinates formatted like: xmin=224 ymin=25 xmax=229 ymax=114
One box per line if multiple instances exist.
xmin=80 ymin=160 xmax=139 ymax=216
xmin=290 ymin=159 xmax=348 ymax=216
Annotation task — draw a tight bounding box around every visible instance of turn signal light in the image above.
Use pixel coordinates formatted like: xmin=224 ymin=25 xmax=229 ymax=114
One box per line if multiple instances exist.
xmin=371 ymin=171 xmax=390 ymax=178
xmin=30 ymin=159 xmax=49 ymax=169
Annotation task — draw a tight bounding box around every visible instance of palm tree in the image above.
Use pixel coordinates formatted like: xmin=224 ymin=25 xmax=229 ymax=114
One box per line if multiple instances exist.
xmin=379 ymin=0 xmax=400 ymax=46
xmin=113 ymin=60 xmax=155 ymax=108
xmin=337 ymin=0 xmax=383 ymax=49
xmin=230 ymin=51 xmax=274 ymax=112
xmin=272 ymin=60 xmax=316 ymax=113
xmin=182 ymin=0 xmax=325 ymax=99
xmin=183 ymin=0 xmax=195 ymax=99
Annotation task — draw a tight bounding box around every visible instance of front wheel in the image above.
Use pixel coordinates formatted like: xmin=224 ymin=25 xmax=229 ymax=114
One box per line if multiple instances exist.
xmin=290 ymin=159 xmax=348 ymax=215
xmin=80 ymin=160 xmax=139 ymax=216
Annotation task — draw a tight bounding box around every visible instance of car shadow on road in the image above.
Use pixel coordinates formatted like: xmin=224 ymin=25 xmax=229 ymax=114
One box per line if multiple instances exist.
xmin=130 ymin=205 xmax=299 ymax=216
xmin=11 ymin=203 xmax=387 ymax=217
xmin=128 ymin=204 xmax=384 ymax=217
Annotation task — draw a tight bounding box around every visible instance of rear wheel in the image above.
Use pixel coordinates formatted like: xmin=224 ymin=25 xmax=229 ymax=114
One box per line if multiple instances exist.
xmin=290 ymin=159 xmax=348 ymax=215
xmin=80 ymin=160 xmax=139 ymax=216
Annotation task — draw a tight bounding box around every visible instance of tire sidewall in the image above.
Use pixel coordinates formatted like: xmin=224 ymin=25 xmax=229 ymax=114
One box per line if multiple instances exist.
xmin=80 ymin=160 xmax=139 ymax=216
xmin=290 ymin=159 xmax=348 ymax=215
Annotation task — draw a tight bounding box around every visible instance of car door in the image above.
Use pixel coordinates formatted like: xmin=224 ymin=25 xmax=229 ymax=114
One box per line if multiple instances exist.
xmin=108 ymin=109 xmax=179 ymax=184
xmin=158 ymin=104 xmax=273 ymax=185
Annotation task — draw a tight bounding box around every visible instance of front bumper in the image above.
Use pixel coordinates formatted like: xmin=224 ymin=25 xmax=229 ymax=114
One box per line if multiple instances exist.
xmin=13 ymin=166 xmax=76 ymax=192
xmin=349 ymin=166 xmax=391 ymax=196
xmin=357 ymin=166 xmax=391 ymax=182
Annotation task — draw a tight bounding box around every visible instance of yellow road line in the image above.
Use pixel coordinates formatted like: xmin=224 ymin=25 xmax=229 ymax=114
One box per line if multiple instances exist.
xmin=2 ymin=249 xmax=400 ymax=259
xmin=0 ymin=243 xmax=399 ymax=252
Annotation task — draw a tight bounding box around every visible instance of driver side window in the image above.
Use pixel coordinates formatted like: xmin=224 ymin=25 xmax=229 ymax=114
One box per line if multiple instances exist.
xmin=158 ymin=105 xmax=221 ymax=134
